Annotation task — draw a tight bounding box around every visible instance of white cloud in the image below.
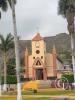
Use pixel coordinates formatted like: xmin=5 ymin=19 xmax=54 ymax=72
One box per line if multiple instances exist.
xmin=0 ymin=0 xmax=68 ymax=39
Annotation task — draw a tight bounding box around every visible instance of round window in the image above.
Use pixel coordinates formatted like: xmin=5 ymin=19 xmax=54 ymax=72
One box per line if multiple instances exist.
xmin=36 ymin=50 xmax=40 ymax=54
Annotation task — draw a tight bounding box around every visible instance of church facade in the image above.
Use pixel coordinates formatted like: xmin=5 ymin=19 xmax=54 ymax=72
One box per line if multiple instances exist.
xmin=24 ymin=33 xmax=64 ymax=80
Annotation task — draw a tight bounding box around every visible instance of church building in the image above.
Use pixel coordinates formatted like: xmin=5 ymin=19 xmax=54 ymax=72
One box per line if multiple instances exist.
xmin=24 ymin=33 xmax=64 ymax=80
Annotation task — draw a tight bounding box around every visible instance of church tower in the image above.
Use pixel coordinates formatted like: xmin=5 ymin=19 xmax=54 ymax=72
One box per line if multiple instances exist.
xmin=31 ymin=33 xmax=47 ymax=80
xmin=32 ymin=33 xmax=45 ymax=62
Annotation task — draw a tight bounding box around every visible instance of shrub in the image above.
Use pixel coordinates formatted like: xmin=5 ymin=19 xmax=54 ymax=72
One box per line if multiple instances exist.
xmin=61 ymin=73 xmax=74 ymax=83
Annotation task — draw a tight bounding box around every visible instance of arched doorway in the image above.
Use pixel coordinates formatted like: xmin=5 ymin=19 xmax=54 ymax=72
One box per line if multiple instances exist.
xmin=36 ymin=69 xmax=43 ymax=80
xmin=32 ymin=57 xmax=47 ymax=80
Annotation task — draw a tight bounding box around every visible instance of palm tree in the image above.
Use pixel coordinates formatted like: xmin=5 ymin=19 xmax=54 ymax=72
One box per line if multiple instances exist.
xmin=7 ymin=0 xmax=22 ymax=100
xmin=0 ymin=0 xmax=8 ymax=96
xmin=0 ymin=33 xmax=14 ymax=91
xmin=58 ymin=0 xmax=75 ymax=82
xmin=0 ymin=0 xmax=22 ymax=99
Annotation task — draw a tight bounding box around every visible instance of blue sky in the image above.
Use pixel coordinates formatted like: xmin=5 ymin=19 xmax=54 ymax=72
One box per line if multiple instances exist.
xmin=0 ymin=0 xmax=68 ymax=40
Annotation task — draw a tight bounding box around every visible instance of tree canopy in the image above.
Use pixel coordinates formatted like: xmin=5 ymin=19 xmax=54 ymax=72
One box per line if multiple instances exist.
xmin=0 ymin=33 xmax=14 ymax=53
xmin=58 ymin=0 xmax=75 ymax=18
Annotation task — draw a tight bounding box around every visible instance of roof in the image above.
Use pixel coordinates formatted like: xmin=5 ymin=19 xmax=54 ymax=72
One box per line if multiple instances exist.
xmin=32 ymin=33 xmax=44 ymax=41
xmin=57 ymin=56 xmax=63 ymax=64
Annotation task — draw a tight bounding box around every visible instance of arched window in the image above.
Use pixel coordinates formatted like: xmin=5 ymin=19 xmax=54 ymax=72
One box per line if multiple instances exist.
xmin=36 ymin=60 xmax=41 ymax=65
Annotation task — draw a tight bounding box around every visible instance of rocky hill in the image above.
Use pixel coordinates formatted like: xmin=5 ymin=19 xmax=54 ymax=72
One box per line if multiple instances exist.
xmin=19 ymin=33 xmax=75 ymax=55
xmin=0 ymin=33 xmax=75 ymax=65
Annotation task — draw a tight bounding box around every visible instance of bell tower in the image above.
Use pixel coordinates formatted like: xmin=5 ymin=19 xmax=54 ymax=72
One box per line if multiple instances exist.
xmin=32 ymin=33 xmax=46 ymax=63
xmin=31 ymin=33 xmax=47 ymax=80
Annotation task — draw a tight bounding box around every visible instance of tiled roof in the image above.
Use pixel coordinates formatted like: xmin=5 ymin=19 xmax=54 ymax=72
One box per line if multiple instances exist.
xmin=32 ymin=33 xmax=43 ymax=41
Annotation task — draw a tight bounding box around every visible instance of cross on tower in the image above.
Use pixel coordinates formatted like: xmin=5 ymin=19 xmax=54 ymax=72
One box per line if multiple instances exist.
xmin=36 ymin=26 xmax=40 ymax=33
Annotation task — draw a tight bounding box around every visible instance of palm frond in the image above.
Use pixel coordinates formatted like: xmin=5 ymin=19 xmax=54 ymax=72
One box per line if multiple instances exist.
xmin=0 ymin=33 xmax=14 ymax=52
xmin=0 ymin=0 xmax=8 ymax=11
xmin=0 ymin=34 xmax=5 ymax=51
xmin=5 ymin=33 xmax=14 ymax=50
xmin=6 ymin=33 xmax=14 ymax=43
xmin=58 ymin=0 xmax=75 ymax=17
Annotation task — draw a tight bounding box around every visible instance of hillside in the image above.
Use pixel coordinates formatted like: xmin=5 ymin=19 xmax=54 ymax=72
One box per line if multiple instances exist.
xmin=0 ymin=33 xmax=75 ymax=65
xmin=19 ymin=33 xmax=75 ymax=55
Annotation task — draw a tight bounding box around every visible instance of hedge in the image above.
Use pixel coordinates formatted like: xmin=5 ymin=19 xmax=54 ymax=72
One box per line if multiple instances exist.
xmin=1 ymin=75 xmax=17 ymax=84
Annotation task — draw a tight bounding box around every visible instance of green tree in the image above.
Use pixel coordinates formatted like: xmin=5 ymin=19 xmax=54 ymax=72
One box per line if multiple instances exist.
xmin=0 ymin=0 xmax=8 ymax=96
xmin=0 ymin=33 xmax=14 ymax=91
xmin=7 ymin=58 xmax=16 ymax=75
xmin=2 ymin=58 xmax=16 ymax=85
xmin=58 ymin=0 xmax=75 ymax=82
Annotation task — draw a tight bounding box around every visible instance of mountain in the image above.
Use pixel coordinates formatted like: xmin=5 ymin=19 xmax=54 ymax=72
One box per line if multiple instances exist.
xmin=0 ymin=33 xmax=75 ymax=65
xmin=19 ymin=33 xmax=75 ymax=55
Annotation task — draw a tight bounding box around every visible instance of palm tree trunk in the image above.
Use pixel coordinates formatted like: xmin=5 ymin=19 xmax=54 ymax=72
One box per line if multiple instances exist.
xmin=70 ymin=33 xmax=75 ymax=83
xmin=3 ymin=52 xmax=7 ymax=91
xmin=0 ymin=61 xmax=2 ymax=96
xmin=0 ymin=57 xmax=2 ymax=96
xmin=11 ymin=0 xmax=22 ymax=100
xmin=0 ymin=85 xmax=1 ymax=97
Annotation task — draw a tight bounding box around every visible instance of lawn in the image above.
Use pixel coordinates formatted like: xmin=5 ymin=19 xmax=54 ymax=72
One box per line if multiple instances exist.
xmin=1 ymin=96 xmax=74 ymax=100
xmin=1 ymin=89 xmax=75 ymax=100
xmin=1 ymin=96 xmax=51 ymax=100
xmin=22 ymin=89 xmax=75 ymax=96
xmin=2 ymin=89 xmax=75 ymax=96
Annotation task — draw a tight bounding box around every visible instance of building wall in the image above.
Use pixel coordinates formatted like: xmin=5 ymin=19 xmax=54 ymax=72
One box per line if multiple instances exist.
xmin=28 ymin=55 xmax=33 ymax=78
xmin=32 ymin=40 xmax=45 ymax=63
xmin=45 ymin=53 xmax=55 ymax=77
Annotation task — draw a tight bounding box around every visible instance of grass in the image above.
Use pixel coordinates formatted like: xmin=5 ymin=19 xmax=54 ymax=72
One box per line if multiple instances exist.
xmin=2 ymin=89 xmax=75 ymax=96
xmin=1 ymin=96 xmax=74 ymax=100
xmin=22 ymin=89 xmax=75 ymax=96
xmin=1 ymin=89 xmax=75 ymax=100
xmin=1 ymin=96 xmax=51 ymax=100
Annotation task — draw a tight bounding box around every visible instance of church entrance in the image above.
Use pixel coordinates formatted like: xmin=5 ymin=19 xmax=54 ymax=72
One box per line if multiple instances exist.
xmin=36 ymin=69 xmax=43 ymax=80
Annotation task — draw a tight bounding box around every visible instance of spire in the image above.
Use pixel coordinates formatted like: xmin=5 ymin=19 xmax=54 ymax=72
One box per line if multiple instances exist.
xmin=52 ymin=45 xmax=57 ymax=77
xmin=52 ymin=45 xmax=56 ymax=54
xmin=32 ymin=33 xmax=43 ymax=41
xmin=25 ymin=47 xmax=28 ymax=55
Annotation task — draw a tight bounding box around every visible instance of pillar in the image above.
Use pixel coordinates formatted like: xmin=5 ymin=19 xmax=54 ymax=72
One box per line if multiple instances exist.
xmin=43 ymin=68 xmax=47 ymax=80
xmin=25 ymin=47 xmax=29 ymax=78
xmin=52 ymin=45 xmax=57 ymax=77
xmin=32 ymin=68 xmax=36 ymax=80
